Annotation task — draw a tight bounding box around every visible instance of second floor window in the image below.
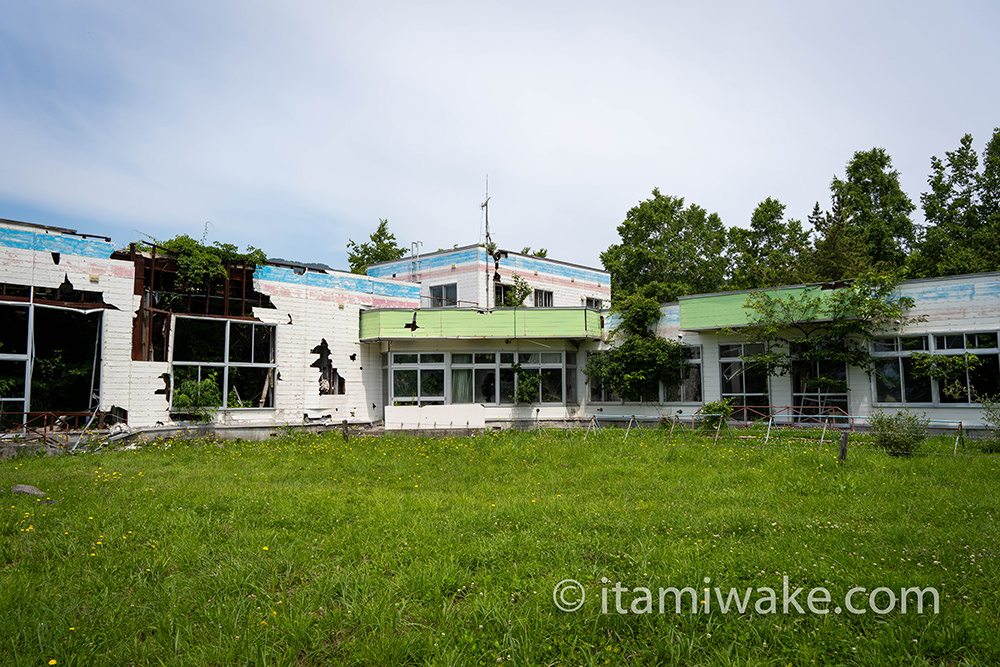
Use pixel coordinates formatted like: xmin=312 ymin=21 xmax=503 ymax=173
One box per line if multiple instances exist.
xmin=534 ymin=289 xmax=553 ymax=308
xmin=429 ymin=283 xmax=458 ymax=307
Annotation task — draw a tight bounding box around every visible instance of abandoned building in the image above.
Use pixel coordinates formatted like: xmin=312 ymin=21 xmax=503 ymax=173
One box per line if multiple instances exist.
xmin=1 ymin=217 xmax=998 ymax=438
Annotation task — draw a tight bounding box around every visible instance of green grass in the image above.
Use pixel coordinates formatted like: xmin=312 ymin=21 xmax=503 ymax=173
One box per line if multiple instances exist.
xmin=1 ymin=426 xmax=998 ymax=666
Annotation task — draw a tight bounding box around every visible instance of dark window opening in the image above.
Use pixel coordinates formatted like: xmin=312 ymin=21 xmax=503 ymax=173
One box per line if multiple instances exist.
xmin=429 ymin=283 xmax=458 ymax=307
xmin=494 ymin=283 xmax=513 ymax=307
xmin=534 ymin=289 xmax=553 ymax=308
xmin=170 ymin=317 xmax=277 ymax=414
xmin=0 ymin=280 xmax=106 ymax=306
xmin=0 ymin=308 xmax=103 ymax=417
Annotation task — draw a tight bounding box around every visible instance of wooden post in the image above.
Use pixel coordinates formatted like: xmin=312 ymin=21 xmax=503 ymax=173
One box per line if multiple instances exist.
xmin=839 ymin=431 xmax=848 ymax=464
xmin=341 ymin=419 xmax=350 ymax=443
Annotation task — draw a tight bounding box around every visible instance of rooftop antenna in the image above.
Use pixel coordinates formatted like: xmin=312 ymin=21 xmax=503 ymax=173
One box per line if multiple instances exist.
xmin=481 ymin=175 xmax=492 ymax=309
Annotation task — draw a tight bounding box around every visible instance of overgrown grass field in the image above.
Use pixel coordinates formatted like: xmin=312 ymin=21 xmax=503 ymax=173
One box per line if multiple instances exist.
xmin=1 ymin=426 xmax=998 ymax=666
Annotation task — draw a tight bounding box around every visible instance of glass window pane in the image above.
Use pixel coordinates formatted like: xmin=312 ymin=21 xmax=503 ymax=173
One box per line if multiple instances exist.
xmin=721 ymin=362 xmax=743 ymax=394
xmin=541 ymin=368 xmax=562 ymax=402
xmin=565 ymin=352 xmax=577 ymax=366
xmin=873 ymin=338 xmax=897 ymax=353
xmin=420 ymin=369 xmax=445 ymax=397
xmin=452 ymin=353 xmax=472 ymax=364
xmin=540 ymin=352 xmax=562 ymax=364
xmin=474 ymin=353 xmax=495 ymax=364
xmin=518 ymin=353 xmax=539 ymax=364
xmin=971 ymin=333 xmax=998 ymax=350
xmin=173 ymin=318 xmax=226 ymax=362
xmin=565 ymin=367 xmax=577 ymax=405
xmin=227 ymin=366 xmax=274 ymax=408
xmin=421 ymin=353 xmax=444 ymax=364
xmin=499 ymin=368 xmax=515 ymax=404
xmin=474 ymin=369 xmax=496 ymax=403
xmin=500 ymin=353 xmax=514 ymax=364
xmin=229 ymin=322 xmax=253 ymax=362
xmin=452 ymin=369 xmax=473 ymax=403
xmin=901 ymin=357 xmax=932 ymax=403
xmin=935 ymin=335 xmax=962 ymax=350
xmin=901 ymin=336 xmax=928 ymax=351
xmin=875 ymin=359 xmax=902 ymax=402
xmin=393 ymin=353 xmax=417 ymax=364
xmin=664 ymin=382 xmax=681 ymax=402
xmin=393 ymin=369 xmax=417 ymax=398
xmin=682 ymin=364 xmax=702 ymax=402
xmin=719 ymin=344 xmax=742 ymax=358
xmin=744 ymin=366 xmax=767 ymax=395
xmin=253 ymin=325 xmax=275 ymax=364
xmin=683 ymin=346 xmax=701 ymax=360
xmin=971 ymin=354 xmax=1000 ymax=402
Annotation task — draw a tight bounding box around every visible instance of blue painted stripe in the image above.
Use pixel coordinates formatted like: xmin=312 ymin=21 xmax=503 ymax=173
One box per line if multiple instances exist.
xmin=366 ymin=248 xmax=485 ymax=277
xmin=0 ymin=227 xmax=113 ymax=258
xmin=905 ymin=279 xmax=1000 ymax=303
xmin=256 ymin=265 xmax=420 ymax=299
xmin=367 ymin=247 xmax=609 ymax=283
xmin=498 ymin=254 xmax=608 ymax=284
xmin=660 ymin=305 xmax=680 ymax=324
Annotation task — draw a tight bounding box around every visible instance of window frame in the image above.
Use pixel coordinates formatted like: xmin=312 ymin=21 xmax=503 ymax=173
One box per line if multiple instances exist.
xmin=533 ymin=289 xmax=553 ymax=308
xmin=170 ymin=316 xmax=278 ymax=411
xmin=429 ymin=283 xmax=458 ymax=308
xmin=872 ymin=332 xmax=1000 ymax=406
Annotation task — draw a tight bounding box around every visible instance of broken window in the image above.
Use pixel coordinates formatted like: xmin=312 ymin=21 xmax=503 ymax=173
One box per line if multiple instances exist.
xmin=311 ymin=339 xmax=345 ymax=395
xmin=170 ymin=316 xmax=276 ymax=413
xmin=120 ymin=243 xmax=275 ymax=361
xmin=0 ymin=302 xmax=104 ymax=425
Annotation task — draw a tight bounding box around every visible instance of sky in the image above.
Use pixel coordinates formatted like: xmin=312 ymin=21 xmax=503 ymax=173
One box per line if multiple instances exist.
xmin=1 ymin=1 xmax=998 ymax=271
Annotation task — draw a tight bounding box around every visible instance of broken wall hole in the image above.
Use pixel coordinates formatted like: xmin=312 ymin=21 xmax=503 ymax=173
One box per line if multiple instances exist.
xmin=311 ymin=339 xmax=345 ymax=395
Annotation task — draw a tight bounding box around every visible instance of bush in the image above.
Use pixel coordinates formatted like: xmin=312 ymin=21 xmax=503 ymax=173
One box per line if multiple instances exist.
xmin=868 ymin=409 xmax=928 ymax=456
xmin=975 ymin=394 xmax=1000 ymax=453
xmin=699 ymin=398 xmax=734 ymax=431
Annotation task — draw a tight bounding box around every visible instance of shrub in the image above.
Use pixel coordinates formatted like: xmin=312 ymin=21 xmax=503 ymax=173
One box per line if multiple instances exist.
xmin=975 ymin=394 xmax=1000 ymax=453
xmin=699 ymin=398 xmax=734 ymax=431
xmin=171 ymin=372 xmax=222 ymax=421
xmin=868 ymin=409 xmax=928 ymax=456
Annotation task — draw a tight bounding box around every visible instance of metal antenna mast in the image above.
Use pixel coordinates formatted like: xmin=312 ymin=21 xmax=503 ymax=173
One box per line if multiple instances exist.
xmin=481 ymin=176 xmax=491 ymax=309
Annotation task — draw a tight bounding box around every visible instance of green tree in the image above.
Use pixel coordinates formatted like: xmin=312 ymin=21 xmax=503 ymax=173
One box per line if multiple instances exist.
xmin=507 ymin=274 xmax=533 ymax=308
xmin=584 ymin=293 xmax=686 ymax=402
xmin=347 ymin=219 xmax=406 ymax=274
xmin=809 ymin=200 xmax=868 ymax=281
xmin=600 ymin=189 xmax=727 ymax=305
xmin=823 ymin=148 xmax=916 ymax=272
xmin=151 ymin=235 xmax=267 ymax=291
xmin=520 ymin=247 xmax=549 ymax=257
xmin=911 ymin=129 xmax=1000 ymax=277
xmin=728 ymin=197 xmax=813 ymax=290
xmin=736 ymin=270 xmax=921 ymax=386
